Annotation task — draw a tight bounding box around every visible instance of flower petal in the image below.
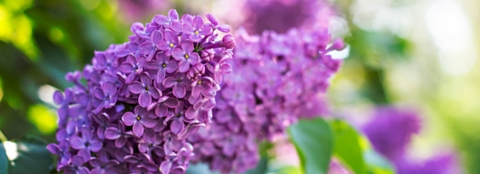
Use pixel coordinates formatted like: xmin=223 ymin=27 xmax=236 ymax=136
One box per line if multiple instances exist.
xmin=77 ymin=149 xmax=91 ymax=162
xmin=151 ymin=30 xmax=163 ymax=44
xmin=166 ymin=60 xmax=178 ymax=73
xmin=155 ymin=104 xmax=168 ymax=117
xmin=149 ymin=88 xmax=161 ymax=99
xmin=104 ymin=127 xmax=121 ymax=140
xmin=141 ymin=117 xmax=157 ymax=128
xmin=53 ymin=91 xmax=65 ymax=105
xmin=133 ymin=122 xmax=145 ymax=137
xmin=189 ymin=53 xmax=200 ymax=65
xmin=181 ymin=42 xmax=194 ymax=53
xmin=170 ymin=118 xmax=184 ymax=135
xmin=140 ymin=74 xmax=151 ymax=87
xmin=160 ymin=161 xmax=172 ymax=174
xmin=89 ymin=140 xmax=103 ymax=152
xmin=185 ymin=106 xmax=198 ymax=120
xmin=172 ymin=48 xmax=184 ymax=61
xmin=81 ymin=128 xmax=92 ymax=141
xmin=115 ymin=137 xmax=127 ymax=148
xmin=173 ymin=84 xmax=186 ymax=98
xmin=128 ymin=82 xmax=144 ymax=94
xmin=154 ymin=15 xmax=169 ymax=25
xmin=139 ymin=92 xmax=152 ymax=107
xmin=46 ymin=144 xmax=61 ymax=155
xmin=163 ymin=77 xmax=177 ymax=88
xmin=168 ymin=9 xmax=179 ymax=20
xmin=102 ymin=82 xmax=117 ymax=96
xmin=156 ymin=69 xmax=166 ymax=83
xmin=164 ymin=98 xmax=179 ymax=108
xmin=122 ymin=112 xmax=137 ymax=126
xmin=178 ymin=60 xmax=190 ymax=73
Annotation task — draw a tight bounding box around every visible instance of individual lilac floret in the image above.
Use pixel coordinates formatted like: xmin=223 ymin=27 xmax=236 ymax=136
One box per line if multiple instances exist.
xmin=190 ymin=27 xmax=344 ymax=173
xmin=362 ymin=107 xmax=421 ymax=160
xmin=48 ymin=9 xmax=234 ymax=174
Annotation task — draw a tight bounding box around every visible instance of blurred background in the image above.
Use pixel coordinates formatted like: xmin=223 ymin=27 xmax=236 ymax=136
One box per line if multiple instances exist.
xmin=0 ymin=0 xmax=478 ymax=173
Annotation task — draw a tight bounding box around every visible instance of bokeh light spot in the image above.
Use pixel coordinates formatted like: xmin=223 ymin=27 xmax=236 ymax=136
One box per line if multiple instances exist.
xmin=27 ymin=104 xmax=58 ymax=134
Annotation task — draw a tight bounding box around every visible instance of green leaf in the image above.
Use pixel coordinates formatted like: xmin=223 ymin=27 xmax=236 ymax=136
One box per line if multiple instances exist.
xmin=186 ymin=163 xmax=219 ymax=174
xmin=3 ymin=136 xmax=53 ymax=174
xmin=0 ymin=142 xmax=8 ymax=174
xmin=364 ymin=149 xmax=395 ymax=174
xmin=245 ymin=156 xmax=268 ymax=174
xmin=287 ymin=118 xmax=333 ymax=174
xmin=268 ymin=166 xmax=301 ymax=174
xmin=329 ymin=119 xmax=367 ymax=174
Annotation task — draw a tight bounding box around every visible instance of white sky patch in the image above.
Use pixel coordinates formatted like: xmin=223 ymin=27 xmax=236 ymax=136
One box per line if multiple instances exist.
xmin=425 ymin=0 xmax=477 ymax=75
xmin=38 ymin=85 xmax=57 ymax=106
xmin=329 ymin=45 xmax=351 ymax=60
xmin=4 ymin=141 xmax=18 ymax=161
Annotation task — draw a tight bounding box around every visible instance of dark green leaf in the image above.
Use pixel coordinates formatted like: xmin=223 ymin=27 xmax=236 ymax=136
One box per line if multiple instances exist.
xmin=245 ymin=156 xmax=268 ymax=174
xmin=0 ymin=142 xmax=8 ymax=174
xmin=186 ymin=163 xmax=219 ymax=174
xmin=287 ymin=118 xmax=333 ymax=174
xmin=329 ymin=119 xmax=367 ymax=174
xmin=3 ymin=136 xmax=53 ymax=174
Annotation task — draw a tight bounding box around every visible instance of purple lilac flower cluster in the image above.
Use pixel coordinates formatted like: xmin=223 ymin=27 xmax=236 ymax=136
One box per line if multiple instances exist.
xmin=47 ymin=9 xmax=234 ymax=174
xmin=363 ymin=106 xmax=459 ymax=174
xmin=189 ymin=28 xmax=344 ymax=173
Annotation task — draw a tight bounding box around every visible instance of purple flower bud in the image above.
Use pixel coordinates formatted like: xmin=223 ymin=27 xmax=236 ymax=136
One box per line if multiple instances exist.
xmin=222 ymin=34 xmax=235 ymax=49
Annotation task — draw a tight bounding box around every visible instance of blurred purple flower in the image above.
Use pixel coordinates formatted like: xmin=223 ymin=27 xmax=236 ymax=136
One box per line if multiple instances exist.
xmin=191 ymin=26 xmax=343 ymax=173
xmin=362 ymin=107 xmax=421 ymax=160
xmin=117 ymin=0 xmax=170 ymax=23
xmin=230 ymin=0 xmax=337 ymax=34
xmin=396 ymin=154 xmax=459 ymax=174
xmin=362 ymin=106 xmax=460 ymax=174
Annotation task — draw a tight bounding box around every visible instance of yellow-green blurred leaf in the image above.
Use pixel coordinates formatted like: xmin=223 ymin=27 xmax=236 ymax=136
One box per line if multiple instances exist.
xmin=27 ymin=104 xmax=57 ymax=134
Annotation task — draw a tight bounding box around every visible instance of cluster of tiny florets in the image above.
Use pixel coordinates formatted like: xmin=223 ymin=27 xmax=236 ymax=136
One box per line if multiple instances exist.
xmin=47 ymin=9 xmax=234 ymax=174
xmin=189 ymin=27 xmax=344 ymax=173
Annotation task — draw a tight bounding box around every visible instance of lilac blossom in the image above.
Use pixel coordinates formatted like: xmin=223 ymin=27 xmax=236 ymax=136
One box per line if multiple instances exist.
xmin=128 ymin=73 xmax=161 ymax=107
xmin=172 ymin=42 xmax=200 ymax=73
xmin=157 ymin=30 xmax=179 ymax=56
xmin=122 ymin=106 xmax=157 ymax=137
xmin=48 ymin=9 xmax=234 ymax=173
xmin=104 ymin=122 xmax=132 ymax=148
xmin=117 ymin=0 xmax=170 ymax=24
xmin=163 ymin=73 xmax=191 ymax=98
xmin=362 ymin=106 xmax=460 ymax=174
xmin=362 ymin=107 xmax=421 ymax=160
xmin=395 ymin=154 xmax=460 ymax=174
xmin=190 ymin=27 xmax=344 ymax=173
xmin=241 ymin=0 xmax=336 ymax=34
xmin=69 ymin=128 xmax=103 ymax=161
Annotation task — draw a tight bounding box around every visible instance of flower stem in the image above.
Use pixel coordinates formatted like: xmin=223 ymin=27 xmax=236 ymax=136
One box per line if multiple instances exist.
xmin=0 ymin=131 xmax=7 ymax=142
